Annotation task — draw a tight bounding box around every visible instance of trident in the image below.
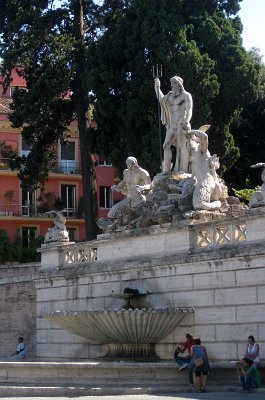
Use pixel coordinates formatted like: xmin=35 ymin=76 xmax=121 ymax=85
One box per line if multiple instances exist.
xmin=152 ymin=64 xmax=163 ymax=166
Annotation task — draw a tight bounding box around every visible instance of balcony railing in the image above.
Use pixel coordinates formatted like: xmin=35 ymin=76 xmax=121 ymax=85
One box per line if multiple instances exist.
xmin=0 ymin=159 xmax=81 ymax=175
xmin=51 ymin=161 xmax=81 ymax=175
xmin=0 ymin=204 xmax=82 ymax=219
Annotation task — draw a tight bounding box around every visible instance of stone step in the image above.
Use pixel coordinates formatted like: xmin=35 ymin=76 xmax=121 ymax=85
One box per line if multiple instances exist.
xmin=0 ymin=360 xmax=264 ymax=396
xmin=1 ymin=383 xmax=264 ymax=397
xmin=0 ymin=361 xmax=233 ymax=385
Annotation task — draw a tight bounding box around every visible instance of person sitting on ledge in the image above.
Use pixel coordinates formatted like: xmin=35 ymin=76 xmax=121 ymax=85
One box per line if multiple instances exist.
xmin=244 ymin=335 xmax=261 ymax=367
xmin=11 ymin=336 xmax=26 ymax=360
xmin=236 ymin=357 xmax=260 ymax=393
xmin=174 ymin=333 xmax=194 ymax=385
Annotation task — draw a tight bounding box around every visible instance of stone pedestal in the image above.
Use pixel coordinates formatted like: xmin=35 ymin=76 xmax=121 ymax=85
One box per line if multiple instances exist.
xmin=104 ymin=343 xmax=159 ymax=360
xmin=38 ymin=242 xmax=75 ymax=270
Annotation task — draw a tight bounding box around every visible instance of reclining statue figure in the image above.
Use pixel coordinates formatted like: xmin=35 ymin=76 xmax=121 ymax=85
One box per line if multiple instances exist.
xmin=108 ymin=156 xmax=151 ymax=219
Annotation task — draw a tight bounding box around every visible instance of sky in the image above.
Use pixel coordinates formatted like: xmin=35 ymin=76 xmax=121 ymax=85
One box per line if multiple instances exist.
xmin=238 ymin=0 xmax=265 ymax=60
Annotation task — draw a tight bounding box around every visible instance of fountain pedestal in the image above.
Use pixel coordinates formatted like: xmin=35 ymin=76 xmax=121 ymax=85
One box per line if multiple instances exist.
xmin=104 ymin=343 xmax=158 ymax=360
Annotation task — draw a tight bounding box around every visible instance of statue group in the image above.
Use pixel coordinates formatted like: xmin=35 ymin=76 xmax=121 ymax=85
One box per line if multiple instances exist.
xmin=40 ymin=72 xmax=265 ymax=242
xmin=97 ymin=75 xmax=233 ymax=232
xmin=154 ymin=74 xmax=225 ymax=211
xmin=44 ymin=74 xmax=263 ymax=239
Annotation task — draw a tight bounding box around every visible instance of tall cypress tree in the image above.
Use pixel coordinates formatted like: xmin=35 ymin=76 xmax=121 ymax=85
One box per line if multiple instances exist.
xmin=227 ymin=49 xmax=265 ymax=189
xmin=87 ymin=0 xmax=261 ymax=177
xmin=0 ymin=0 xmax=100 ymax=240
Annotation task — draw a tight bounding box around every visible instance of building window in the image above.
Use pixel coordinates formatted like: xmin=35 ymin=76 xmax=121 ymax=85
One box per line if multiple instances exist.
xmin=10 ymin=87 xmax=17 ymax=97
xmin=22 ymin=190 xmax=37 ymax=216
xmin=68 ymin=228 xmax=77 ymax=242
xmin=10 ymin=86 xmax=25 ymax=97
xmin=61 ymin=184 xmax=76 ymax=216
xmin=60 ymin=142 xmax=76 ymax=173
xmin=21 ymin=227 xmax=37 ymax=248
xmin=99 ymin=186 xmax=112 ymax=209
xmin=98 ymin=158 xmax=112 ymax=166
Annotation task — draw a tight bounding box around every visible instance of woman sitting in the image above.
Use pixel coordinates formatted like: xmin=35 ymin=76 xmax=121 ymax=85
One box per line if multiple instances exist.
xmin=191 ymin=337 xmax=210 ymax=393
xmin=244 ymin=335 xmax=260 ymax=366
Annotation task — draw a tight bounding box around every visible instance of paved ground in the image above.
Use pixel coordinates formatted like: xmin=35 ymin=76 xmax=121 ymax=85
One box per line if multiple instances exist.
xmin=0 ymin=393 xmax=264 ymax=400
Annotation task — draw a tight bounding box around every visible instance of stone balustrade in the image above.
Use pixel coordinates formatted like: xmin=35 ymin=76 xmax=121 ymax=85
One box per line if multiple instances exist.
xmin=62 ymin=243 xmax=97 ymax=266
xmin=39 ymin=207 xmax=265 ymax=269
xmin=39 ymin=241 xmax=97 ymax=270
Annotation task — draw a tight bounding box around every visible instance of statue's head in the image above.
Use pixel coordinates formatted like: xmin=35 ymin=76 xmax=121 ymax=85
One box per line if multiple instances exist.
xmin=170 ymin=76 xmax=184 ymax=94
xmin=126 ymin=156 xmax=139 ymax=169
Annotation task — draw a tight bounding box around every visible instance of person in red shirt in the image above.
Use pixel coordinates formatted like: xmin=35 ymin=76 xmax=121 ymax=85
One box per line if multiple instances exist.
xmin=174 ymin=333 xmax=195 ymax=385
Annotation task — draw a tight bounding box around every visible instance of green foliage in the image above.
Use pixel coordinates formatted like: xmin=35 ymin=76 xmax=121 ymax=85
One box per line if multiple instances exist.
xmin=87 ymin=0 xmax=261 ymax=177
xmin=225 ymin=49 xmax=265 ymax=189
xmin=232 ymin=188 xmax=256 ymax=203
xmin=0 ymin=230 xmax=10 ymax=264
xmin=0 ymin=0 xmax=76 ymax=190
xmin=0 ymin=0 xmax=262 ymax=216
xmin=54 ymin=197 xmax=64 ymax=210
xmin=0 ymin=0 xmax=101 ymax=239
xmin=0 ymin=141 xmax=18 ymax=171
xmin=0 ymin=229 xmax=43 ymax=264
xmin=37 ymin=194 xmax=64 ymax=212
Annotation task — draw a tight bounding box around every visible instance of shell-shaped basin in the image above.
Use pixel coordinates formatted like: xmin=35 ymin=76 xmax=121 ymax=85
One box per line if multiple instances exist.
xmin=43 ymin=308 xmax=193 ymax=344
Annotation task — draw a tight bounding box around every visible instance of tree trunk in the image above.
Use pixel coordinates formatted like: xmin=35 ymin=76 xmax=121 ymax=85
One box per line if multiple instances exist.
xmin=72 ymin=0 xmax=98 ymax=240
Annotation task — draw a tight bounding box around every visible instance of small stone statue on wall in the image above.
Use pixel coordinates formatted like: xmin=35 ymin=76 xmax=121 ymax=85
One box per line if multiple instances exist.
xmin=249 ymin=163 xmax=265 ymax=208
xmin=44 ymin=210 xmax=69 ymax=243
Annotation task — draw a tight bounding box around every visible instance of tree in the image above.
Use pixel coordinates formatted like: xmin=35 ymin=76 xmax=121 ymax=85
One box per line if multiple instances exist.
xmin=185 ymin=4 xmax=261 ymax=172
xmin=87 ymin=0 xmax=261 ymax=178
xmin=0 ymin=229 xmax=43 ymax=264
xmin=0 ymin=0 xmax=100 ymax=240
xmin=226 ymin=48 xmax=265 ymax=189
xmin=0 ymin=0 xmax=262 ymax=227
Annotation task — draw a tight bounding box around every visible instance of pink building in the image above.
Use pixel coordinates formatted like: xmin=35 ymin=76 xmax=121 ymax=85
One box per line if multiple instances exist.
xmin=0 ymin=69 xmax=122 ymax=245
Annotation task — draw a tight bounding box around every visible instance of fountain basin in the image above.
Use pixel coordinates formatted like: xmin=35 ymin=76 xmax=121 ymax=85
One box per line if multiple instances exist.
xmin=43 ymin=308 xmax=193 ymax=360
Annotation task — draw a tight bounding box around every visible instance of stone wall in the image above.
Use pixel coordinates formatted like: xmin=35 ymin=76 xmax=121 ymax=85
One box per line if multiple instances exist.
xmin=0 ymin=263 xmax=39 ymax=358
xmin=36 ymin=238 xmax=265 ymax=361
xmin=1 ymin=211 xmax=265 ymax=363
